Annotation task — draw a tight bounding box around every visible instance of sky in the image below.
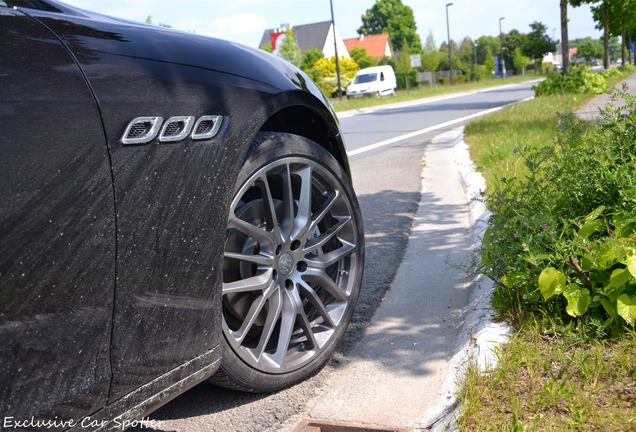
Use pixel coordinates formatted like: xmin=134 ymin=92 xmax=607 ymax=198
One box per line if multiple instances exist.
xmin=61 ymin=0 xmax=603 ymax=49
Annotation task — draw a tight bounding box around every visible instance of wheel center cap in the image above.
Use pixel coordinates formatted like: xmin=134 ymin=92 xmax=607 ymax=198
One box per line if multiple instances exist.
xmin=278 ymin=253 xmax=294 ymax=276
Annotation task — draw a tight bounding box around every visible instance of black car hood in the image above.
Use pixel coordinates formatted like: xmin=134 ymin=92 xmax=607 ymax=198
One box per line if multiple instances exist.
xmin=10 ymin=0 xmax=327 ymax=102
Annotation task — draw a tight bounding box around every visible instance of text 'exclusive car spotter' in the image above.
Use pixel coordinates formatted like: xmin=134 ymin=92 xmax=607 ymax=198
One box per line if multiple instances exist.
xmin=0 ymin=1 xmax=364 ymax=430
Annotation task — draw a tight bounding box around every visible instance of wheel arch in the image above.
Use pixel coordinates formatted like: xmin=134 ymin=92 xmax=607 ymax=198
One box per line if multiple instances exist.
xmin=257 ymin=103 xmax=351 ymax=178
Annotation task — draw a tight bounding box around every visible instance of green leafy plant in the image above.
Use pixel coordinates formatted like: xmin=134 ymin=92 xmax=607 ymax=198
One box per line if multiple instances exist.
xmin=537 ymin=207 xmax=636 ymax=325
xmin=618 ymin=64 xmax=636 ymax=74
xmin=532 ymin=66 xmax=608 ymax=96
xmin=598 ymin=67 xmax=623 ymax=80
xmin=478 ymin=85 xmax=636 ymax=330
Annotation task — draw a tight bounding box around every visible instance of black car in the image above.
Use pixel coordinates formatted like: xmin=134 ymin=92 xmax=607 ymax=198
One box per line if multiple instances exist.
xmin=0 ymin=0 xmax=364 ymax=429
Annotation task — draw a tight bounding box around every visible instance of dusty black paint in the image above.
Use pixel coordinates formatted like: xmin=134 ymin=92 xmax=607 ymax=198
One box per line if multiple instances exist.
xmin=0 ymin=8 xmax=114 ymax=426
xmin=0 ymin=0 xmax=351 ymax=429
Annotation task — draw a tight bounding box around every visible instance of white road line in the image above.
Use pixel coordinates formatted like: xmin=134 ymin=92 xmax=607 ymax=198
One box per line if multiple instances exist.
xmin=346 ymin=96 xmax=534 ymax=156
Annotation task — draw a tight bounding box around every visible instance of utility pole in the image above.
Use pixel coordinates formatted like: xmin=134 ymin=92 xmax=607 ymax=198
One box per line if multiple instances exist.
xmin=499 ymin=17 xmax=505 ymax=78
xmin=330 ymin=0 xmax=342 ymax=100
xmin=446 ymin=3 xmax=453 ymax=84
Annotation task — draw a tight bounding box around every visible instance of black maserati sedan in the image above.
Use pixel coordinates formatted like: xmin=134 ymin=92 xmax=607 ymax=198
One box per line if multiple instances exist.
xmin=0 ymin=0 xmax=364 ymax=430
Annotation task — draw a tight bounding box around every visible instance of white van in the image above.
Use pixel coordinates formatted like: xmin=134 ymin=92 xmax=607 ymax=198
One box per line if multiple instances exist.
xmin=346 ymin=65 xmax=397 ymax=98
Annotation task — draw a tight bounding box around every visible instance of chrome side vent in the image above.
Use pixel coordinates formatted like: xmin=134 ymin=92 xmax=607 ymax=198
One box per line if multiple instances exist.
xmin=158 ymin=116 xmax=195 ymax=143
xmin=121 ymin=117 xmax=163 ymax=145
xmin=191 ymin=115 xmax=223 ymax=140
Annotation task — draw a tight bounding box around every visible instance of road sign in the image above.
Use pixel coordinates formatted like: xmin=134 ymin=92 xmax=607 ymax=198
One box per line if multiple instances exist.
xmin=410 ymin=54 xmax=421 ymax=68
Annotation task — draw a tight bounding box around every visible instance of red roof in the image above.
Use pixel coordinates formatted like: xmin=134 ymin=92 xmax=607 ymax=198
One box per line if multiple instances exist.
xmin=343 ymin=34 xmax=391 ymax=59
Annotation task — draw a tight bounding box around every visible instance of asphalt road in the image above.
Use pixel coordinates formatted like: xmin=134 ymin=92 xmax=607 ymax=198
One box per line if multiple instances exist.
xmin=130 ymin=80 xmax=538 ymax=432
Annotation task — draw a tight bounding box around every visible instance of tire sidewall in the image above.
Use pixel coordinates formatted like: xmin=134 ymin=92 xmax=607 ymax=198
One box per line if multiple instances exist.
xmin=216 ymin=132 xmax=364 ymax=392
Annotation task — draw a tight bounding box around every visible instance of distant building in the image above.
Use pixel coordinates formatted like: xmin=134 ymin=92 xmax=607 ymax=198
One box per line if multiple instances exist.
xmin=343 ymin=34 xmax=393 ymax=60
xmin=553 ymin=43 xmax=578 ymax=67
xmin=259 ymin=21 xmax=350 ymax=59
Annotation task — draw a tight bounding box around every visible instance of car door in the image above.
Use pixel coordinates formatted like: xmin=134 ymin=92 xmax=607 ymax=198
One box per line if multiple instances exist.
xmin=0 ymin=5 xmax=115 ymax=426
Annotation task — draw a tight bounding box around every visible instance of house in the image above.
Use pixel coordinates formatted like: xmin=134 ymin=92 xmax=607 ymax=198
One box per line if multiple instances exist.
xmin=343 ymin=34 xmax=393 ymax=60
xmin=259 ymin=21 xmax=350 ymax=59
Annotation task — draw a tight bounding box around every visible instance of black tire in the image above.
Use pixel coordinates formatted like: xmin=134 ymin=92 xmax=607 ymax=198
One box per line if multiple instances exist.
xmin=208 ymin=132 xmax=364 ymax=392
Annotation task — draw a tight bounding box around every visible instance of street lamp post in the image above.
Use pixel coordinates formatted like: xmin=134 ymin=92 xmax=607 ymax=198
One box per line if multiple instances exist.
xmin=499 ymin=17 xmax=505 ymax=78
xmin=330 ymin=0 xmax=342 ymax=100
xmin=474 ymin=42 xmax=478 ymax=66
xmin=446 ymin=3 xmax=453 ymax=85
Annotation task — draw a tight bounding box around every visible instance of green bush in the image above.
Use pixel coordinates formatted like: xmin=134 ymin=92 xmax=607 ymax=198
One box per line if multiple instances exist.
xmin=455 ymin=75 xmax=467 ymax=84
xmin=396 ymin=69 xmax=418 ymax=90
xmin=478 ymin=87 xmax=636 ymax=332
xmin=618 ymin=64 xmax=636 ymax=74
xmin=472 ymin=65 xmax=487 ymax=82
xmin=598 ymin=68 xmax=623 ymax=80
xmin=533 ymin=66 xmax=608 ymax=96
xmin=439 ymin=76 xmax=467 ymax=85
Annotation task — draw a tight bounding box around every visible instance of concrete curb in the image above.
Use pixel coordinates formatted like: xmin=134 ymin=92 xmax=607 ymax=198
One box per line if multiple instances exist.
xmin=422 ymin=76 xmax=636 ymax=429
xmin=423 ymin=73 xmax=636 ymax=430
xmin=422 ymin=127 xmax=513 ymax=432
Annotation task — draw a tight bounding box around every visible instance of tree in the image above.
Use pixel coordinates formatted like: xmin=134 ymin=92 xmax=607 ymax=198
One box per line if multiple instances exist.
xmin=349 ymin=47 xmax=378 ymax=69
xmin=300 ymin=47 xmax=324 ymax=83
xmin=608 ymin=36 xmax=621 ymax=62
xmin=475 ymin=35 xmax=501 ymax=64
xmin=484 ymin=49 xmax=496 ymax=77
xmin=301 ymin=46 xmax=325 ymax=70
xmin=277 ymin=28 xmax=302 ymax=67
xmin=421 ymin=51 xmax=442 ymax=72
xmin=423 ymin=29 xmax=437 ymax=55
xmin=438 ymin=39 xmax=462 ymax=72
xmin=522 ymin=21 xmax=556 ymax=66
xmin=604 ymin=0 xmax=636 ymax=65
xmin=397 ymin=39 xmax=413 ymax=90
xmin=358 ymin=0 xmax=423 ymax=53
xmin=560 ymin=0 xmax=570 ymax=73
xmin=577 ymin=37 xmax=603 ymax=63
xmin=458 ymin=37 xmax=475 ymax=65
xmin=571 ymin=0 xmax=612 ymax=69
xmin=260 ymin=41 xmax=273 ymax=53
xmin=512 ymin=47 xmax=531 ymax=75
xmin=592 ymin=1 xmax=611 ymax=68
xmin=421 ymin=29 xmax=441 ymax=72
xmin=503 ymin=29 xmax=528 ymax=72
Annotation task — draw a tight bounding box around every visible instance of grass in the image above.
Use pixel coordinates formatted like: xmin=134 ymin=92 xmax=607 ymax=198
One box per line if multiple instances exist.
xmin=456 ymin=72 xmax=636 ymax=431
xmin=463 ymin=93 xmax=596 ymax=189
xmin=329 ymin=74 xmax=541 ymax=113
xmin=458 ymin=321 xmax=636 ymax=431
